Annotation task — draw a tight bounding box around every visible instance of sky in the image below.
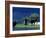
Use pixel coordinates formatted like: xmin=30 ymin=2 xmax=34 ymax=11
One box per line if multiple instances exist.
xmin=13 ymin=7 xmax=40 ymax=23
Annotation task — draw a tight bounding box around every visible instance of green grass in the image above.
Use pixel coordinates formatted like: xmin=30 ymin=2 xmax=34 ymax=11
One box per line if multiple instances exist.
xmin=15 ymin=24 xmax=40 ymax=28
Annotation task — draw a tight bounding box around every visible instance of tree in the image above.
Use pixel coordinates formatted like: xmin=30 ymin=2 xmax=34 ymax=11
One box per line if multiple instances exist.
xmin=29 ymin=13 xmax=39 ymax=24
xmin=13 ymin=20 xmax=16 ymax=27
